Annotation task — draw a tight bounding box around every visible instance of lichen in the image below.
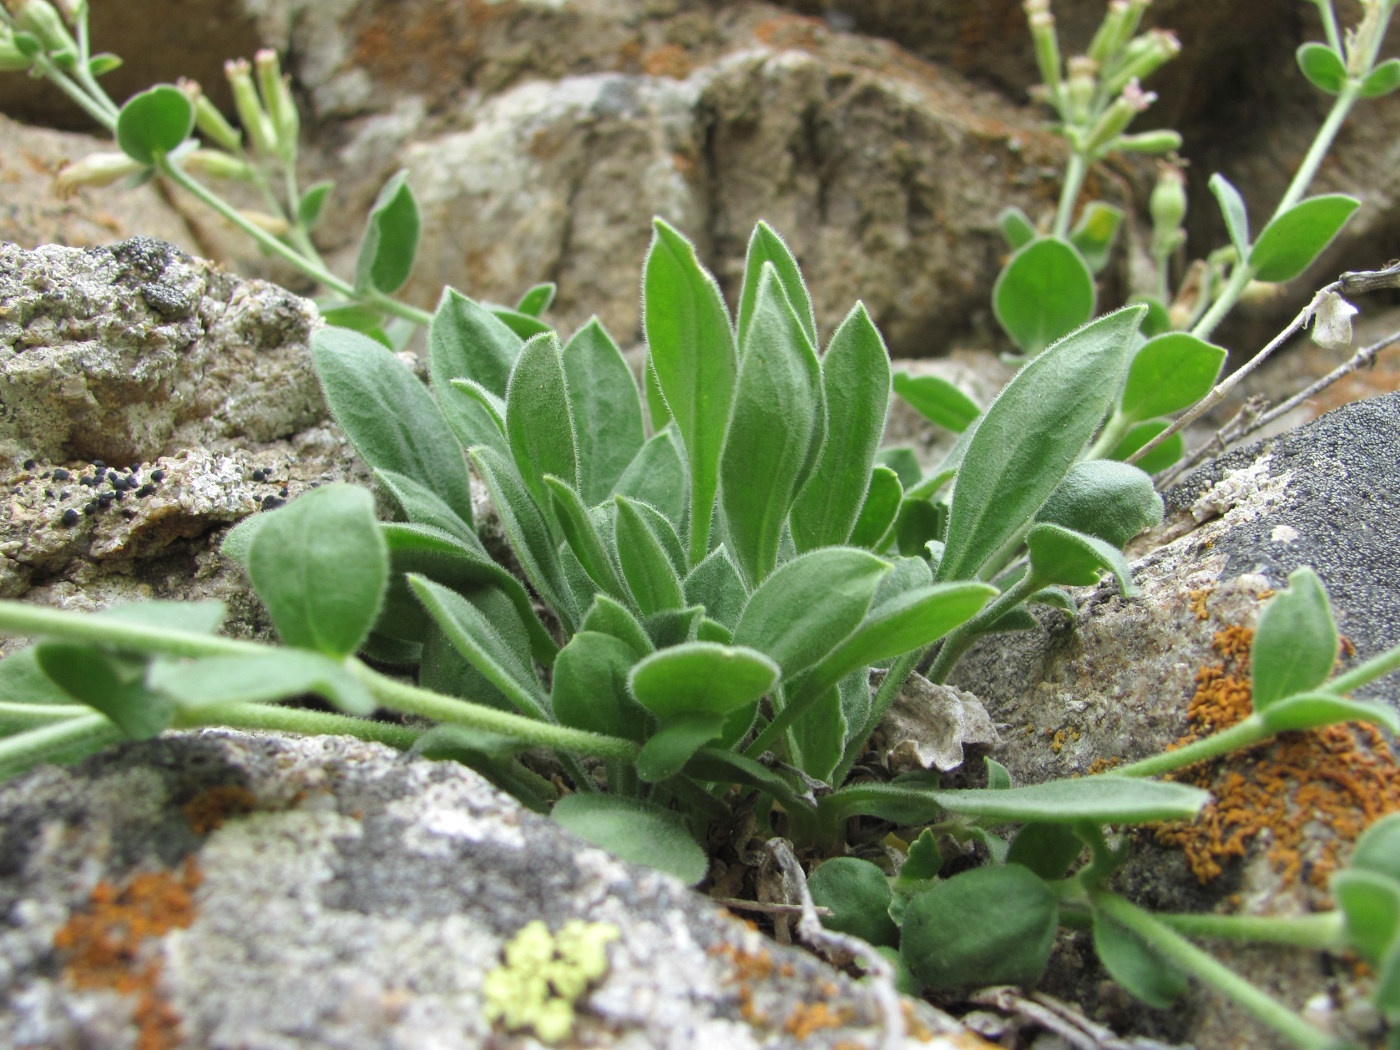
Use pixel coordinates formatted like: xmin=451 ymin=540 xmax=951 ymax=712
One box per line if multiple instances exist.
xmin=481 ymin=918 xmax=619 ymax=1043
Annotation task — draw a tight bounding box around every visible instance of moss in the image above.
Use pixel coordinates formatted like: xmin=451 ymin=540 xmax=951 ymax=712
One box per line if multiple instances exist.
xmin=481 ymin=918 xmax=620 ymax=1043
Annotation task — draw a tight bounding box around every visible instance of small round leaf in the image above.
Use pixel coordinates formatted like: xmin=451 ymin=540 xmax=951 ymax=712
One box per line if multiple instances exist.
xmin=552 ymin=794 xmax=707 ymax=884
xmin=116 ymin=85 xmax=195 ymax=166
xmin=627 ymin=642 xmax=778 ymax=721
xmin=808 ymin=857 xmax=899 ymax=948
xmin=1036 ymin=460 xmax=1164 ymax=548
xmin=1296 ymin=42 xmax=1346 ymax=94
xmin=993 ymin=237 xmax=1095 ymax=356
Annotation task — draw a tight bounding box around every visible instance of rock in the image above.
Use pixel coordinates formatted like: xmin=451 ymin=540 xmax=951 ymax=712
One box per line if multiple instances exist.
xmin=0 ymin=729 xmax=972 ymax=1050
xmin=0 ymin=239 xmax=369 ymax=637
xmin=947 ymin=391 xmax=1400 ymax=1048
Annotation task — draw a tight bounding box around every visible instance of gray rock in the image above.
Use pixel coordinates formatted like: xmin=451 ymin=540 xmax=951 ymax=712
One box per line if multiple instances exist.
xmin=0 ymin=729 xmax=970 ymax=1050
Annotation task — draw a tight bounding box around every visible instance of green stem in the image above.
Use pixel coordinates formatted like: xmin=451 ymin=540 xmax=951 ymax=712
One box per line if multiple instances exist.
xmin=0 ymin=700 xmax=93 ymax=724
xmin=1053 ymin=151 xmax=1089 ymax=240
xmin=1321 ymin=639 xmax=1400 ymax=698
xmin=31 ymin=53 xmax=118 ymax=128
xmin=1108 ymin=714 xmax=1266 ymax=778
xmin=926 ymin=573 xmax=1038 ymax=684
xmin=154 ymin=157 xmax=433 ymax=328
xmin=1153 ymin=910 xmax=1346 ymax=951
xmin=178 ymin=701 xmax=424 ymax=750
xmin=0 ymin=714 xmax=124 ymax=780
xmin=1090 ymin=890 xmax=1340 ymax=1050
xmin=0 ymin=600 xmax=264 ymax=659
xmin=1084 ymin=408 xmax=1132 ymax=462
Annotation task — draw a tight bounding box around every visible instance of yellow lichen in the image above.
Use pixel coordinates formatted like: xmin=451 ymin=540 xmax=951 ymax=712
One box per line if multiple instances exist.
xmin=481 ymin=919 xmax=619 ymax=1043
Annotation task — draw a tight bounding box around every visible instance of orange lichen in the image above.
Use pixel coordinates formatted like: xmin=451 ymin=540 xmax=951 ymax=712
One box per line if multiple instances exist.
xmin=181 ymin=784 xmax=257 ymax=834
xmin=641 ymin=44 xmax=692 ymax=79
xmin=1087 ymin=756 xmax=1121 ymax=775
xmin=1154 ymin=628 xmax=1400 ymax=891
xmin=1188 ymin=588 xmax=1213 ymax=620
xmin=1047 ymin=726 xmax=1080 ymax=754
xmin=784 ymin=1000 xmax=855 ymax=1038
xmin=754 ymin=15 xmax=824 ymax=51
xmin=52 ymin=859 xmax=202 ymax=1050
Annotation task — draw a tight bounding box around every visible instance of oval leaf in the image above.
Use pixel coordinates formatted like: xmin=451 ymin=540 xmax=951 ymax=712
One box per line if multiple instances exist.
xmin=808 ymin=857 xmax=899 ymax=947
xmin=1209 ymin=174 xmax=1251 ymax=257
xmin=551 ymin=794 xmax=707 ymax=884
xmin=563 ymin=319 xmax=645 ymax=506
xmin=635 ymin=711 xmax=728 ymax=782
xmin=1035 ymin=460 xmax=1164 ymax=549
xmin=35 ymin=644 xmax=172 ymax=739
xmin=248 ymin=484 xmax=388 ymax=658
xmin=1251 ymin=567 xmax=1338 ymax=709
xmin=1248 ymin=194 xmax=1359 ymax=283
xmin=1361 ymin=57 xmax=1400 ymax=98
xmin=116 ymin=84 xmax=194 ymax=165
xmin=1260 ymin=692 xmax=1399 ymax=735
xmin=1093 ymin=911 xmax=1188 ymax=1008
xmin=550 ymin=631 xmax=647 ymax=740
xmin=1120 ymin=333 xmax=1227 ymax=423
xmin=892 ymin=370 xmax=979 ymax=433
xmin=901 ymin=865 xmax=1058 ymax=991
xmin=1296 ymin=42 xmax=1346 ymax=94
xmin=929 ymin=775 xmax=1209 ymax=824
xmin=993 ymin=237 xmax=1096 ymax=356
xmin=628 ymin=641 xmax=778 ymax=721
xmin=506 ymin=331 xmax=579 ymax=511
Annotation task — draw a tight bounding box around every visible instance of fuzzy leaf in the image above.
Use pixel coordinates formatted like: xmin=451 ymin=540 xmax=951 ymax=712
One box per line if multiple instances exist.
xmin=939 ymin=306 xmax=1145 ymax=582
xmin=1251 ymin=567 xmax=1338 ymax=709
xmin=1035 ymin=460 xmax=1163 ymax=549
xmin=1362 ymin=57 xmax=1400 ymax=98
xmin=313 ymin=325 xmax=475 ymax=525
xmin=928 ymin=775 xmax=1208 ymax=824
xmin=1248 ymin=195 xmax=1359 ymax=283
xmin=545 ymin=477 xmax=626 ymax=601
xmin=550 ymin=631 xmax=647 ymax=740
xmin=643 ymin=219 xmax=737 ymax=561
xmin=721 ymin=264 xmax=823 ymax=585
xmin=1093 ymin=911 xmax=1188 ymax=1008
xmin=375 ymin=468 xmax=478 ymax=548
xmin=354 ymin=169 xmax=419 ymax=295
xmin=515 ymin=283 xmax=557 ymax=317
xmin=563 ymin=319 xmax=645 ymax=506
xmin=993 ymin=237 xmax=1096 ymax=355
xmin=35 ymin=645 xmax=172 ymax=739
xmin=248 ymin=485 xmax=388 ymax=657
xmin=612 ymin=426 xmax=688 ymax=526
xmin=736 ymin=221 xmax=817 ymax=351
xmin=506 ymin=332 xmax=579 ymax=512
xmin=892 ymin=371 xmax=979 ymax=433
xmin=808 ymin=857 xmax=899 ymax=947
xmin=1120 ymin=333 xmax=1227 ymax=423
xmin=849 ymin=466 xmax=902 ymax=549
xmin=1259 ymin=692 xmax=1399 ymax=735
xmin=1006 ymin=822 xmax=1083 ymax=881
xmin=627 ymin=642 xmax=778 ymax=721
xmin=998 ymin=206 xmax=1037 ymax=249
xmin=149 ymin=650 xmax=375 ymax=716
xmin=613 ymin=496 xmax=686 ymax=617
xmin=552 ymin=794 xmax=707 ymax=884
xmin=682 ymin=545 xmax=748 ymax=631
xmin=297 ymin=180 xmax=334 ymax=230
xmin=1108 ymin=421 xmax=1184 ymax=473
xmin=790 ymin=304 xmax=892 ymax=551
xmin=1069 ymin=201 xmax=1124 ymax=274
xmin=636 ymin=712 xmax=728 ymax=782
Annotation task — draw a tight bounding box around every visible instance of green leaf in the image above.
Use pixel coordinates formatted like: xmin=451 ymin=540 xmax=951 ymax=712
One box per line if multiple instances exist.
xmin=808 ymin=857 xmax=899 ymax=947
xmin=1260 ymin=692 xmax=1400 ymax=735
xmin=115 ymin=85 xmax=194 ymax=165
xmin=891 ymin=371 xmax=979 ymax=433
xmin=490 ymin=306 xmax=553 ymax=340
xmin=721 ymin=264 xmax=823 ymax=585
xmin=1248 ymin=195 xmax=1359 ymax=283
xmin=97 ymin=600 xmax=227 ymax=635
xmin=471 ymin=446 xmax=573 ymax=626
xmin=1334 ymin=869 xmax=1400 ymax=963
xmin=545 ymin=477 xmax=627 ymax=600
xmin=894 ymin=829 xmax=944 ymax=890
xmin=998 ymin=205 xmax=1037 ymax=249
xmin=682 ymin=545 xmax=748 ymax=631
xmin=928 ymin=775 xmax=1209 ymax=824
xmin=736 ymin=220 xmax=818 ymax=351
xmin=684 ymin=746 xmax=812 ymax=809
xmin=643 ymin=219 xmax=737 ymax=561
xmin=1069 ymin=201 xmax=1124 ymax=274
xmin=407 ymin=575 xmax=549 ymax=720
xmin=1092 ymin=911 xmax=1188 ymax=1008
xmin=1251 ymin=567 xmax=1338 ymax=709
xmin=1006 ymin=822 xmax=1083 ymax=880
xmin=612 ymin=426 xmax=688 ymax=525
xmin=375 ymin=468 xmax=478 ymax=547
xmin=429 ymin=287 xmax=523 ymax=400
xmin=939 ymin=305 xmax=1146 ymax=582
xmin=248 ymin=484 xmax=388 ymax=658
xmin=505 ymin=332 xmax=579 ymax=512
xmin=549 ymin=631 xmax=647 ymax=740
xmin=1120 ymin=333 xmax=1227 ymax=423
xmin=901 ymin=865 xmax=1058 ymax=991
xmin=87 ymin=52 xmax=123 ymax=76
xmin=1361 ymin=57 xmax=1400 ymax=98
xmin=581 ymin=593 xmax=654 ymax=659
xmin=297 ymin=179 xmax=335 ymax=230
xmin=791 ymin=304 xmax=891 ymax=551
xmin=551 ymin=794 xmax=707 ymax=884
xmin=148 ymin=650 xmax=375 ymax=716
xmin=635 ymin=712 xmax=728 ymax=782
xmin=614 ymin=496 xmax=686 ymax=617
xmin=993 ymin=237 xmax=1096 ymax=356
xmin=1108 ymin=420 xmax=1184 ymax=473
xmin=515 ymin=282 xmax=557 ymax=317
xmin=1351 ymin=814 xmax=1400 ymax=880
xmin=849 ymin=466 xmax=902 ymax=549
xmin=1296 ymin=42 xmax=1346 ymax=94
xmin=627 ymin=642 xmax=778 ymax=720
xmin=313 ymin=325 xmax=475 ymax=526
xmin=35 ymin=645 xmax=172 ymax=739
xmin=1035 ymin=461 xmax=1163 ymax=549
xmin=0 ymin=647 xmax=81 ymax=722
xmin=563 ymin=319 xmax=645 ymax=506
xmin=446 ymin=378 xmax=508 ymax=452
xmin=733 ymin=548 xmax=888 ymax=680
xmin=985 ymin=756 xmax=1013 ymax=789
xmin=354 ymin=169 xmax=420 ymax=295
xmin=821 ymin=780 xmax=945 ymax=825
xmin=1210 ymin=174 xmax=1251 ymax=257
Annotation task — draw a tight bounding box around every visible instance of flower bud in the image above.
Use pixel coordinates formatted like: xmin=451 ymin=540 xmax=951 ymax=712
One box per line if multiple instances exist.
xmin=237 ymin=209 xmax=290 ymax=236
xmin=53 ymin=151 xmax=145 ymax=196
xmin=0 ymin=28 xmax=32 ymax=71
xmin=1110 ymin=129 xmax=1183 ymax=153
xmin=224 ymin=57 xmax=277 ymax=158
xmin=1023 ymin=0 xmax=1063 ymax=104
xmin=183 ymin=148 xmax=255 ymax=182
xmin=1082 ymin=79 xmax=1155 ymax=154
xmin=179 ymin=78 xmax=242 ymax=153
xmin=1087 ymin=1 xmax=1134 ymax=65
xmin=1103 ymin=28 xmax=1180 ymax=96
xmin=1064 ymin=55 xmax=1098 ymax=125
xmin=11 ymin=0 xmax=76 ymax=54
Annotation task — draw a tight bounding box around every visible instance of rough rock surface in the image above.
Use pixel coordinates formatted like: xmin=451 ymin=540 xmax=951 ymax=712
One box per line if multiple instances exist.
xmin=0 ymin=729 xmax=972 ymax=1050
xmin=0 ymin=240 xmax=369 ymax=637
xmin=949 ymin=392 xmax=1400 ymax=1048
